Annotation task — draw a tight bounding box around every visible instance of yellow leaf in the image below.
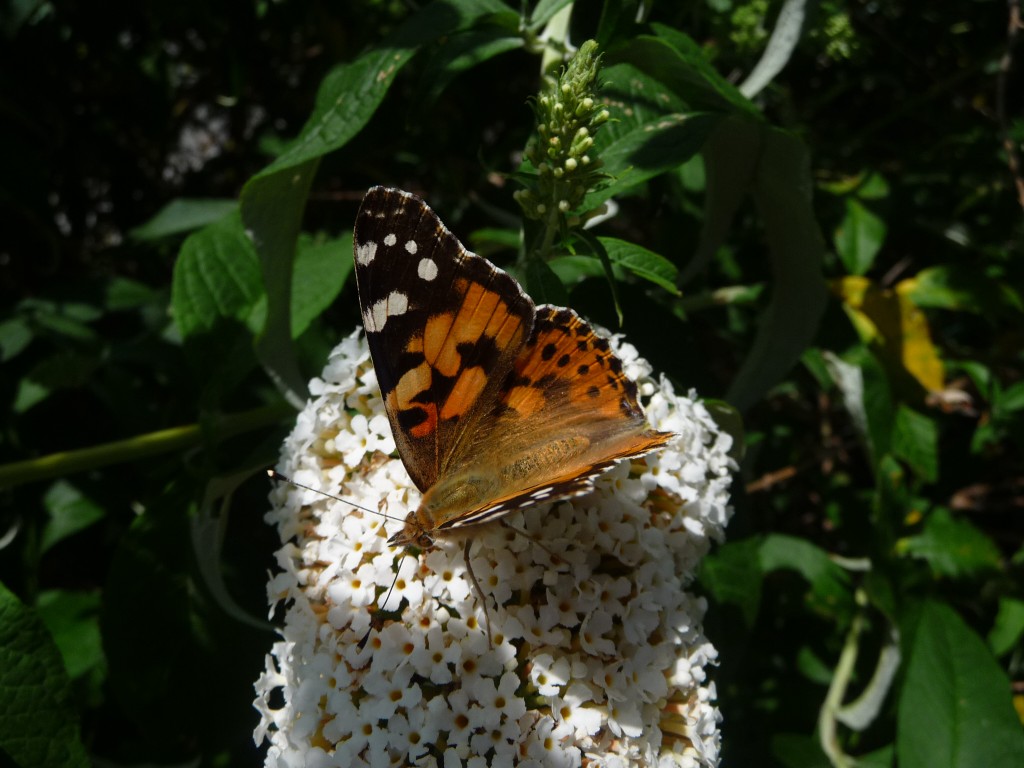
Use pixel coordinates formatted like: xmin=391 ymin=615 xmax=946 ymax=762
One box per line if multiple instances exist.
xmin=832 ymin=275 xmax=945 ymax=394
xmin=896 ymin=278 xmax=945 ymax=393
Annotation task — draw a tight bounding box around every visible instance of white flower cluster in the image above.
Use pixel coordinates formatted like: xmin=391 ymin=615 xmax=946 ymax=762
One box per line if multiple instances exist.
xmin=254 ymin=329 xmax=735 ymax=767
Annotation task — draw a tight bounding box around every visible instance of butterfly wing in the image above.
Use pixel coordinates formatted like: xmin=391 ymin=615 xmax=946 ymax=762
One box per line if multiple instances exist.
xmin=353 ymin=187 xmax=535 ymax=492
xmin=429 ymin=306 xmax=674 ymax=532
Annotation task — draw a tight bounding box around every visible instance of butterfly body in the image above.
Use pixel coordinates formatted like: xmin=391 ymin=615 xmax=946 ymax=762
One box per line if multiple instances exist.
xmin=354 ymin=186 xmax=672 ymax=566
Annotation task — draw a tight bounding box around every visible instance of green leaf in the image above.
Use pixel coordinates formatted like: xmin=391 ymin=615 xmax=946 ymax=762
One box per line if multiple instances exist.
xmin=0 ymin=316 xmax=32 ymax=362
xmin=607 ymin=27 xmax=757 ymax=116
xmin=530 ymin=0 xmax=573 ymax=27
xmin=891 ymin=404 xmax=938 ymax=482
xmin=0 ymin=583 xmax=90 ymax=768
xmin=416 ymin=28 xmax=522 ymax=104
xmin=682 ymin=115 xmax=760 ymax=284
xmin=582 ymin=113 xmax=720 ymax=209
xmin=596 ymin=237 xmax=680 ymax=294
xmin=770 ymin=732 xmax=830 ymax=767
xmin=759 ymin=534 xmax=853 ymax=617
xmin=900 ymin=508 xmax=1002 ymax=578
xmin=170 ymin=213 xmax=264 ymax=402
xmin=40 ymin=480 xmax=106 ymax=553
xmin=856 ymin=745 xmax=897 ymax=768
xmin=898 ymin=601 xmax=1024 ymax=768
xmin=103 ymin=276 xmax=163 ymax=311
xmin=834 ymin=198 xmax=886 ymax=275
xmin=241 ymin=1 xmax=508 ymax=403
xmin=171 ymin=211 xmax=263 ymax=340
xmin=577 ymin=230 xmax=623 ymax=324
xmin=35 ymin=589 xmax=104 ymax=681
xmin=989 ymin=597 xmax=1024 ymax=657
xmin=522 ymin=256 xmax=569 ymax=306
xmin=908 ymin=264 xmax=1024 ymax=316
xmin=547 ymin=254 xmax=607 ymax=285
xmin=698 ymin=537 xmax=763 ymax=627
xmin=290 ymin=232 xmax=353 ymax=338
xmin=825 ymin=346 xmax=893 ymax=467
xmin=15 ymin=350 xmax=101 ymax=414
xmin=729 ymin=126 xmax=827 ymax=412
xmin=129 ymin=198 xmax=238 ymax=240
xmin=994 ymin=380 xmax=1024 ymax=417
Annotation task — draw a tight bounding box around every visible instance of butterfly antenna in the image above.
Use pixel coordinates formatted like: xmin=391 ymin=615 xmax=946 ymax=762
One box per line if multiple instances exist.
xmin=266 ymin=469 xmax=406 ymax=525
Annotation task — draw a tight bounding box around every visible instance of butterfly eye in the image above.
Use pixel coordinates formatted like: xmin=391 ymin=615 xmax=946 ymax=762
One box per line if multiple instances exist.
xmin=416 ymin=533 xmax=434 ymax=549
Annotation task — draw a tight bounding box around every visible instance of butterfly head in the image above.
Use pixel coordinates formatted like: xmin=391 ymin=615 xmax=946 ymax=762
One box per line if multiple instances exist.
xmin=387 ymin=513 xmax=435 ymax=551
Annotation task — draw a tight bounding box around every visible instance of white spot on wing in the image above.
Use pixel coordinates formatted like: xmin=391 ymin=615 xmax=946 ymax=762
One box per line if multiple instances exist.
xmin=405 ymin=240 xmax=418 ymax=255
xmin=365 ymin=291 xmax=409 ymax=332
xmin=384 ymin=233 xmax=397 ymax=246
xmin=356 ymin=241 xmax=377 ymax=266
xmin=417 ymin=258 xmax=438 ymax=281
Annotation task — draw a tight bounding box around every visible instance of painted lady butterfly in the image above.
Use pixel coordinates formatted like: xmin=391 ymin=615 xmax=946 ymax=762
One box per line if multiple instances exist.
xmin=353 ymin=187 xmax=673 ymax=636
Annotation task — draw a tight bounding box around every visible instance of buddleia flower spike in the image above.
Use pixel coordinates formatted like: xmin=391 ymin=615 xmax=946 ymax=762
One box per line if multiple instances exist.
xmin=255 ymin=325 xmax=736 ymax=766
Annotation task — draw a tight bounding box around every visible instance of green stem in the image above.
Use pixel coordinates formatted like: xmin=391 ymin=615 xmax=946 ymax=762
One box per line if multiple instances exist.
xmin=818 ymin=589 xmax=868 ymax=768
xmin=0 ymin=402 xmax=295 ymax=490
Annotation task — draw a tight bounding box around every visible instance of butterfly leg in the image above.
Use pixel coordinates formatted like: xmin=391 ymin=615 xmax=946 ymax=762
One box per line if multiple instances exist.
xmin=461 ymin=538 xmax=494 ymax=647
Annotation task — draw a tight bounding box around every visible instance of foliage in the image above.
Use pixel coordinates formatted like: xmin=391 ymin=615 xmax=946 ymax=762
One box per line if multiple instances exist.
xmin=2 ymin=1 xmax=1023 ymax=766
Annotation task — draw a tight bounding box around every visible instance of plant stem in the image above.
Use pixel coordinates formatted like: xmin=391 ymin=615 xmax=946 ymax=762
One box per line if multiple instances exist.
xmin=0 ymin=402 xmax=295 ymax=489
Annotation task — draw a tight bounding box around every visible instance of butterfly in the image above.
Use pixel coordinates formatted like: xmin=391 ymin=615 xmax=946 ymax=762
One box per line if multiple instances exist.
xmin=353 ymin=186 xmax=673 ymax=640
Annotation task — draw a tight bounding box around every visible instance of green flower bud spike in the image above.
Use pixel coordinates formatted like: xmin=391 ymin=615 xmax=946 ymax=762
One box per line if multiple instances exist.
xmin=514 ymin=40 xmax=610 ymax=240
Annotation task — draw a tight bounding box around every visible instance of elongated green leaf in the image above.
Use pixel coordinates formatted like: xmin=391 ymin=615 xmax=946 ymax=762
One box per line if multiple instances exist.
xmin=608 ymin=28 xmax=757 ymax=116
xmin=417 ymin=28 xmax=522 ymax=104
xmin=683 ymin=115 xmax=761 ymax=284
xmin=597 ymin=237 xmax=680 ymax=294
xmin=582 ymin=113 xmax=719 ymax=209
xmin=898 ymin=601 xmax=1024 ymax=768
xmin=729 ymin=127 xmax=827 ymax=412
xmin=129 ymin=198 xmax=238 ymax=240
xmin=600 ymin=62 xmax=691 ymax=140
xmin=739 ymin=0 xmax=807 ymax=98
xmin=0 ymin=583 xmax=90 ymax=768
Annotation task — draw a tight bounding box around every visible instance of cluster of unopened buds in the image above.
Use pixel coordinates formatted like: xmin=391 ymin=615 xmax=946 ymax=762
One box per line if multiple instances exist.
xmin=515 ymin=39 xmax=612 ymax=220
